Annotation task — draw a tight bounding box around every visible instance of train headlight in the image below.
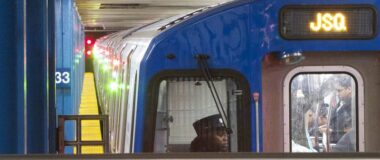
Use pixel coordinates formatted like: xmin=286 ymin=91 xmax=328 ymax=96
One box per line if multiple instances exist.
xmin=277 ymin=50 xmax=305 ymax=65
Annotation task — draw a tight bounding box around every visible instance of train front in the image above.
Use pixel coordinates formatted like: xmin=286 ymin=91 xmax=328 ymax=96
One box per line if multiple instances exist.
xmin=95 ymin=0 xmax=380 ymax=154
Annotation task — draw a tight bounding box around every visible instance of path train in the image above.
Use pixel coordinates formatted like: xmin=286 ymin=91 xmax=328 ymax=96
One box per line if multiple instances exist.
xmin=92 ymin=0 xmax=380 ymax=153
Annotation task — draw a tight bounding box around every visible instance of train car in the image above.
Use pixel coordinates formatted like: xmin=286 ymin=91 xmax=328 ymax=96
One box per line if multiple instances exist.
xmin=93 ymin=0 xmax=380 ymax=153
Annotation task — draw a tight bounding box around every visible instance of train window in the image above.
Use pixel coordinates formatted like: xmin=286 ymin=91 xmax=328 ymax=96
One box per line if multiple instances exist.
xmin=289 ymin=73 xmax=357 ymax=152
xmin=150 ymin=76 xmax=250 ymax=153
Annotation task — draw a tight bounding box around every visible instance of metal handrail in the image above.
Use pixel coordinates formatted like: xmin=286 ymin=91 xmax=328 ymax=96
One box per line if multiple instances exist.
xmin=58 ymin=115 xmax=109 ymax=154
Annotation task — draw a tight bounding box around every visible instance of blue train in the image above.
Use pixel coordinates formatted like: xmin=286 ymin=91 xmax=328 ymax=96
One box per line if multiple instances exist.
xmin=93 ymin=0 xmax=380 ymax=153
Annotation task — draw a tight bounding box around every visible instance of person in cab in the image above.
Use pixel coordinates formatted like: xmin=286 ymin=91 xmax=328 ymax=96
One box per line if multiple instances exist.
xmin=190 ymin=114 xmax=230 ymax=152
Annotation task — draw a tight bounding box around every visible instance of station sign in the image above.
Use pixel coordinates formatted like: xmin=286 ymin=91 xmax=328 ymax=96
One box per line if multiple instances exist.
xmin=56 ymin=68 xmax=71 ymax=88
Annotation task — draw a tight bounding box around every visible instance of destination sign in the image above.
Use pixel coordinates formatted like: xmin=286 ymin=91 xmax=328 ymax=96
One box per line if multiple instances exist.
xmin=280 ymin=6 xmax=376 ymax=39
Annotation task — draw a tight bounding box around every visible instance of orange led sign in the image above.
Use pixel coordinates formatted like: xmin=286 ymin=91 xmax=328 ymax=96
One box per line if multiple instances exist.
xmin=310 ymin=13 xmax=347 ymax=32
xmin=280 ymin=5 xmax=376 ymax=39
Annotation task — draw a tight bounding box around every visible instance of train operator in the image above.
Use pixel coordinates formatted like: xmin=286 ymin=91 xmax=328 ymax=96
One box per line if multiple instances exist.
xmin=190 ymin=114 xmax=230 ymax=152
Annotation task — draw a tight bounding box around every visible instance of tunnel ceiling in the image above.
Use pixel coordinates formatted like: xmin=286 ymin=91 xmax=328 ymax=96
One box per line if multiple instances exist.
xmin=76 ymin=0 xmax=232 ymax=32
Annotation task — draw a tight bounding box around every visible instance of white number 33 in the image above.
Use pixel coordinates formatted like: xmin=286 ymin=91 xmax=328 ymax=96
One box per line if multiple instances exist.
xmin=56 ymin=72 xmax=70 ymax=84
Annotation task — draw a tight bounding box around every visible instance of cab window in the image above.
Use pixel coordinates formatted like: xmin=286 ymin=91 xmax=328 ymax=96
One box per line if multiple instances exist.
xmin=144 ymin=71 xmax=251 ymax=153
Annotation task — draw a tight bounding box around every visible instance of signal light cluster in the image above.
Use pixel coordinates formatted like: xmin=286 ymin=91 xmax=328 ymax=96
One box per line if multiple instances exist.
xmin=85 ymin=36 xmax=95 ymax=58
xmin=93 ymin=43 xmax=125 ymax=93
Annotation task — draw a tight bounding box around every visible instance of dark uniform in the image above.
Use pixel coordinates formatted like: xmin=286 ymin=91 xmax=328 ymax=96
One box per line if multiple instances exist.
xmin=190 ymin=114 xmax=229 ymax=152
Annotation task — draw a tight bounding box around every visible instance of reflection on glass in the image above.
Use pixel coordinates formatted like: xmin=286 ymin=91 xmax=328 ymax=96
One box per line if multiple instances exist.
xmin=290 ymin=74 xmax=356 ymax=152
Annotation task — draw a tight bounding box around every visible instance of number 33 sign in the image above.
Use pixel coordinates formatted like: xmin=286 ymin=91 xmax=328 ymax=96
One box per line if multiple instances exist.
xmin=56 ymin=68 xmax=71 ymax=88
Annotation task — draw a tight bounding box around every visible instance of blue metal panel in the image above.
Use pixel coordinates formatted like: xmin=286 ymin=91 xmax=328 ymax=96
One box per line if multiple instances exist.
xmin=15 ymin=0 xmax=27 ymax=154
xmin=55 ymin=0 xmax=85 ymax=153
xmin=0 ymin=0 xmax=81 ymax=154
xmin=134 ymin=0 xmax=380 ymax=152
xmin=0 ymin=0 xmax=20 ymax=154
xmin=59 ymin=0 xmax=74 ymax=116
xmin=56 ymin=0 xmax=74 ymax=153
xmin=48 ymin=0 xmax=57 ymax=153
xmin=55 ymin=0 xmax=63 ymax=116
xmin=26 ymin=0 xmax=49 ymax=153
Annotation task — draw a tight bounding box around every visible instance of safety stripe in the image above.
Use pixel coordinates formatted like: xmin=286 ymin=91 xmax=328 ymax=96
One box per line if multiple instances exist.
xmin=79 ymin=73 xmax=103 ymax=154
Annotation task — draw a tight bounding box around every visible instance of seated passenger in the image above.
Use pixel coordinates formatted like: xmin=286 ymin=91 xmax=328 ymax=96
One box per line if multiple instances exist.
xmin=190 ymin=114 xmax=230 ymax=152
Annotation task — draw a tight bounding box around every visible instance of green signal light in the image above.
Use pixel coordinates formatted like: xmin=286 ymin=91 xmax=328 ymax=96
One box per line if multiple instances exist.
xmin=102 ymin=65 xmax=110 ymax=71
xmin=119 ymin=84 xmax=126 ymax=90
xmin=97 ymin=58 xmax=103 ymax=64
xmin=94 ymin=53 xmax=103 ymax=60
xmin=112 ymin=71 xmax=118 ymax=78
xmin=109 ymin=82 xmax=118 ymax=92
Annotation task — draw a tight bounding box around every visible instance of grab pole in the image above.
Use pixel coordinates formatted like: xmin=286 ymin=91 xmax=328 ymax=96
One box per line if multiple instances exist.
xmin=253 ymin=92 xmax=260 ymax=152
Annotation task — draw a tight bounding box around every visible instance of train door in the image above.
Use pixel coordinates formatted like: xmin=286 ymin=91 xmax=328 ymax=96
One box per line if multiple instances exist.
xmin=262 ymin=52 xmax=380 ymax=152
xmin=143 ymin=71 xmax=251 ymax=152
xmin=283 ymin=67 xmax=363 ymax=152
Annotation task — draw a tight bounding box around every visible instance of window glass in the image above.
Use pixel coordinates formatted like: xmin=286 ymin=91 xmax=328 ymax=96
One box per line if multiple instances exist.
xmin=153 ymin=78 xmax=240 ymax=152
xmin=290 ymin=74 xmax=357 ymax=152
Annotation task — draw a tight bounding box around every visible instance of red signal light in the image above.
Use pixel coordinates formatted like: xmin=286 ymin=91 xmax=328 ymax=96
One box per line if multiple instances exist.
xmin=87 ymin=50 xmax=92 ymax=55
xmin=86 ymin=39 xmax=92 ymax=45
xmin=85 ymin=36 xmax=94 ymax=45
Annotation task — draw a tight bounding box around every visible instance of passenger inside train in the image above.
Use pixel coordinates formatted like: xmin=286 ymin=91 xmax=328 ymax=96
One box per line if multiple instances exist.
xmin=291 ymin=74 xmax=356 ymax=152
xmin=329 ymin=77 xmax=353 ymax=144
